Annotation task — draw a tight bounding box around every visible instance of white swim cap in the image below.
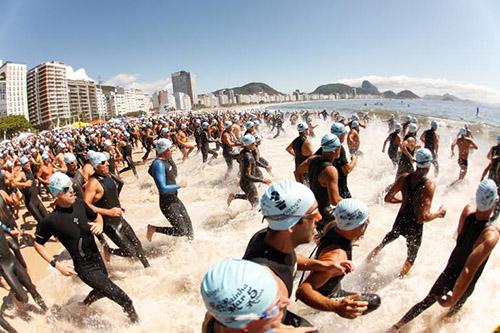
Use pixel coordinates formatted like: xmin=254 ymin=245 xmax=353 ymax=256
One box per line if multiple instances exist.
xmin=394 ymin=123 xmax=402 ymax=132
xmin=89 ymin=152 xmax=108 ymax=167
xmin=334 ymin=198 xmax=369 ymax=231
xmin=321 ymin=133 xmax=341 ymax=152
xmin=156 ymin=138 xmax=172 ymax=154
xmin=431 ymin=120 xmax=438 ymax=129
xmin=296 ymin=122 xmax=307 ymax=133
xmin=476 ymin=179 xmax=498 ymax=211
xmin=459 ymin=127 xmax=466 ymax=136
xmin=253 ymin=134 xmax=262 ymax=142
xmin=202 ymin=122 xmax=210 ymax=129
xmin=64 ymin=153 xmax=77 ymax=164
xmin=330 ymin=123 xmax=346 ymax=136
xmin=261 ymin=180 xmax=316 ymax=230
xmin=48 ymin=172 xmax=73 ymax=196
xmin=241 ymin=134 xmax=256 ymax=147
xmin=245 ymin=121 xmax=254 ymax=130
xmin=351 ymin=120 xmax=359 ymax=128
xmin=415 ymin=148 xmax=433 ymax=168
xmin=408 ymin=123 xmax=417 ymax=133
xmin=19 ymin=156 xmax=29 ymax=165
xmin=223 ymin=121 xmax=233 ymax=129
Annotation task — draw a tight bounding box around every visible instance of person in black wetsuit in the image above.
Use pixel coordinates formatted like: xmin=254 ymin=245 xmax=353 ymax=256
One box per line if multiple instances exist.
xmin=382 ymin=123 xmax=402 ymax=168
xmin=368 ymin=148 xmax=447 ymax=277
xmin=389 ymin=179 xmax=499 ymax=332
xmin=83 ymin=152 xmax=150 ymax=268
xmin=396 ymin=134 xmax=417 ymax=179
xmin=296 ymin=198 xmax=381 ymax=318
xmin=252 ymin=134 xmax=272 ymax=179
xmin=481 ymin=137 xmax=500 ymax=221
xmin=141 ymin=122 xmax=154 ymax=163
xmin=420 ymin=120 xmax=440 ymax=176
xmin=243 ymin=180 xmax=347 ymax=330
xmin=295 ymin=133 xmax=342 ymax=233
xmin=103 ymin=140 xmax=124 ymax=195
xmin=118 ymin=133 xmax=138 ymax=178
xmin=227 ymin=134 xmax=272 ymax=207
xmin=16 ymin=156 xmax=48 ymax=224
xmin=146 ymin=139 xmax=193 ymax=241
xmin=221 ymin=121 xmax=240 ymax=174
xmin=329 ymin=123 xmax=357 ymax=199
xmin=200 ymin=122 xmax=219 ymax=163
xmin=63 ymin=153 xmax=86 ymax=200
xmin=34 ymin=172 xmax=138 ymax=323
xmin=285 ymin=122 xmax=314 ymax=175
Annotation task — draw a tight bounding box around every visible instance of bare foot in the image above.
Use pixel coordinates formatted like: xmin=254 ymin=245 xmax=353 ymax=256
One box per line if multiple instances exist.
xmin=398 ymin=261 xmax=412 ymax=278
xmin=146 ymin=225 xmax=156 ymax=242
xmin=227 ymin=193 xmax=235 ymax=207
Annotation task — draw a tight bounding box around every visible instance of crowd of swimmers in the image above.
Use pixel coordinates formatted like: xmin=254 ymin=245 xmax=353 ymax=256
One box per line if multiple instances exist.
xmin=0 ymin=108 xmax=496 ymax=332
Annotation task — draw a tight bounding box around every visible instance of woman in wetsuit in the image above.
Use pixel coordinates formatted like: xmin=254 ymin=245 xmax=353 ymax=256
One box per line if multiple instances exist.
xmin=389 ymin=180 xmax=499 ymax=332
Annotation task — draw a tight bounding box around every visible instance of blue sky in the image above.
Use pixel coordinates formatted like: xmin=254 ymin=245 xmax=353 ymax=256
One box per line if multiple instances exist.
xmin=2 ymin=0 xmax=500 ymax=102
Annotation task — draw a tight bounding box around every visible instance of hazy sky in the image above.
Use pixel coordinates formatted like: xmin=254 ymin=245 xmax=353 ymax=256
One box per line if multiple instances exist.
xmin=2 ymin=0 xmax=500 ymax=102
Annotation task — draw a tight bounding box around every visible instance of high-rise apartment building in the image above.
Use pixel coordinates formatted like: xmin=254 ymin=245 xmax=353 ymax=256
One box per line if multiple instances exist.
xmin=67 ymin=79 xmax=98 ymax=121
xmin=108 ymin=87 xmax=150 ymax=117
xmin=95 ymin=86 xmax=108 ymax=119
xmin=171 ymin=71 xmax=196 ymax=105
xmin=27 ymin=61 xmax=70 ymax=126
xmin=0 ymin=61 xmax=29 ymax=119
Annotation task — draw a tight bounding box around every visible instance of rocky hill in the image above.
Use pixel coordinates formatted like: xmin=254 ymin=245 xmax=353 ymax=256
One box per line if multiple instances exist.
xmin=213 ymin=82 xmax=283 ymax=95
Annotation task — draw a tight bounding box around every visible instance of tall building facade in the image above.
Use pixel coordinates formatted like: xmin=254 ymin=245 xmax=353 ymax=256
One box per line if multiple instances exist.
xmin=95 ymin=86 xmax=108 ymax=119
xmin=67 ymin=79 xmax=98 ymax=121
xmin=0 ymin=61 xmax=29 ymax=119
xmin=171 ymin=71 xmax=196 ymax=105
xmin=27 ymin=61 xmax=70 ymax=126
xmin=108 ymin=87 xmax=150 ymax=117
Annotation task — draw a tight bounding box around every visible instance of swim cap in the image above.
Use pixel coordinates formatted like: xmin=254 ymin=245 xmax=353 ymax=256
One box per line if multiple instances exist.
xmin=241 ymin=134 xmax=256 ymax=147
xmin=405 ymin=115 xmax=411 ymax=121
xmin=321 ymin=133 xmax=341 ymax=152
xmin=261 ymin=180 xmax=316 ymax=230
xmin=352 ymin=114 xmax=359 ymax=120
xmin=476 ymin=179 xmax=498 ymax=211
xmin=459 ymin=127 xmax=466 ymax=136
xmin=181 ymin=124 xmax=187 ymax=129
xmin=64 ymin=153 xmax=76 ymax=164
xmin=393 ymin=123 xmax=402 ymax=132
xmin=411 ymin=117 xmax=417 ymax=123
xmin=58 ymin=142 xmax=66 ymax=150
xmin=254 ymin=120 xmax=260 ymax=126
xmin=334 ymin=198 xmax=369 ymax=231
xmin=431 ymin=120 xmax=438 ymax=129
xmin=245 ymin=121 xmax=254 ymax=130
xmin=408 ymin=123 xmax=417 ymax=133
xmin=48 ymin=172 xmax=73 ymax=196
xmin=42 ymin=152 xmax=50 ymax=160
xmin=89 ymin=152 xmax=108 ymax=167
xmin=161 ymin=127 xmax=169 ymax=134
xmin=415 ymin=148 xmax=433 ymax=168
xmin=224 ymin=121 xmax=233 ymax=129
xmin=200 ymin=259 xmax=278 ymax=329
xmin=202 ymin=122 xmax=209 ymax=129
xmin=19 ymin=156 xmax=29 ymax=165
xmin=330 ymin=123 xmax=346 ymax=136
xmin=156 ymin=138 xmax=172 ymax=154
xmin=351 ymin=120 xmax=359 ymax=128
xmin=253 ymin=134 xmax=262 ymax=142
xmin=103 ymin=139 xmax=112 ymax=147
xmin=389 ymin=114 xmax=395 ymax=120
xmin=296 ymin=122 xmax=307 ymax=133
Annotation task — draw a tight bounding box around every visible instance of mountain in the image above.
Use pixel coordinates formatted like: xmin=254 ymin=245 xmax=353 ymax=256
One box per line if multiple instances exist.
xmin=396 ymin=90 xmax=420 ymax=99
xmin=311 ymin=83 xmax=354 ymax=95
xmin=360 ymin=80 xmax=379 ymax=95
xmin=423 ymin=93 xmax=462 ymax=101
xmin=382 ymin=90 xmax=397 ymax=98
xmin=213 ymin=82 xmax=283 ymax=95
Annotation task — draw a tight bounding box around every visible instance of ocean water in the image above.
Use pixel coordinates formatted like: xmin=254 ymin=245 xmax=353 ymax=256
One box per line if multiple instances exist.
xmin=9 ymin=116 xmax=499 ymax=333
xmin=276 ymin=98 xmax=500 ymax=127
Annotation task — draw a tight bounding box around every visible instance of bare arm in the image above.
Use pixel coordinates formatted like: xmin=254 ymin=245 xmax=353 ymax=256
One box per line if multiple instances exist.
xmin=285 ymin=142 xmax=295 ymax=157
xmin=83 ymin=178 xmax=119 ymax=217
xmin=420 ymin=181 xmax=446 ymax=223
xmin=384 ymin=175 xmax=405 ymax=204
xmin=481 ymin=162 xmax=492 ymax=181
xmin=323 ymin=166 xmax=342 ymax=206
xmin=342 ymin=155 xmax=357 ymax=175
xmin=294 ymin=157 xmax=311 ymax=182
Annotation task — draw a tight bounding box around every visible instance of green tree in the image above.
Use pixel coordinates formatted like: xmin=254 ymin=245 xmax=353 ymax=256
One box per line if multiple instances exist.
xmin=0 ymin=115 xmax=33 ymax=138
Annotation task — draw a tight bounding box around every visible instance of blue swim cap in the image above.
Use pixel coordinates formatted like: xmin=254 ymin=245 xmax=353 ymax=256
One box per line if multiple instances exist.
xmin=202 ymin=122 xmax=210 ymax=129
xmin=351 ymin=120 xmax=359 ymax=128
xmin=48 ymin=172 xmax=73 ymax=196
xmin=431 ymin=120 xmax=438 ymax=129
xmin=261 ymin=180 xmax=316 ymax=230
xmin=321 ymin=133 xmax=341 ymax=153
xmin=19 ymin=156 xmax=29 ymax=165
xmin=63 ymin=153 xmax=76 ymax=164
xmin=334 ymin=198 xmax=369 ymax=231
xmin=408 ymin=123 xmax=417 ymax=133
xmin=201 ymin=259 xmax=278 ymax=329
xmin=393 ymin=123 xmax=402 ymax=132
xmin=415 ymin=148 xmax=433 ymax=168
xmin=253 ymin=134 xmax=262 ymax=142
xmin=296 ymin=122 xmax=307 ymax=133
xmin=161 ymin=127 xmax=169 ymax=134
xmin=241 ymin=134 xmax=256 ymax=147
xmin=156 ymin=138 xmax=172 ymax=154
xmin=330 ymin=123 xmax=346 ymax=136
xmin=224 ymin=121 xmax=233 ymax=129
xmin=89 ymin=152 xmax=108 ymax=167
xmin=245 ymin=121 xmax=254 ymax=130
xmin=476 ymin=179 xmax=498 ymax=211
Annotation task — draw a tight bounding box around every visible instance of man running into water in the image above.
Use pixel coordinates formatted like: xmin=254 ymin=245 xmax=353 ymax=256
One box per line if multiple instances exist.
xmin=486 ymin=135 xmax=500 ymax=161
xmin=243 ymin=180 xmax=348 ymax=329
xmin=36 ymin=153 xmax=54 ymax=194
xmin=16 ymin=156 xmax=48 ymax=224
xmin=382 ymin=123 xmax=402 ymax=168
xmin=389 ymin=180 xmax=499 ymax=332
xmin=146 ymin=139 xmax=194 ymax=241
xmin=227 ymin=134 xmax=272 ymax=207
xmin=420 ymin=120 xmax=440 ymax=177
xmin=368 ymin=148 xmax=446 ymax=276
xmin=35 ymin=173 xmax=139 ymax=323
xmin=450 ymin=127 xmax=478 ymax=186
xmin=221 ymin=121 xmax=240 ymax=174
xmin=176 ymin=124 xmax=195 ymax=161
xmin=296 ymin=199 xmax=381 ymax=319
xmin=286 ymin=122 xmax=314 ymax=176
xmin=200 ymin=122 xmax=219 ymax=163
xmin=481 ymin=135 xmax=500 ymax=221
xmin=347 ymin=121 xmax=360 ymax=155
xmin=84 ymin=152 xmax=150 ymax=268
xmin=295 ymin=133 xmax=342 ymax=233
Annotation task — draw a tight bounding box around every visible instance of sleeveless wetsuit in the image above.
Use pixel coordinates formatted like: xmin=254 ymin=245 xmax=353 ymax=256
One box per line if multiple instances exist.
xmin=234 ymin=149 xmax=263 ymax=206
xmin=388 ymin=132 xmax=400 ymax=165
xmin=21 ymin=171 xmax=48 ymax=224
xmin=292 ymin=135 xmax=308 ymax=170
xmin=308 ymin=156 xmax=335 ymax=231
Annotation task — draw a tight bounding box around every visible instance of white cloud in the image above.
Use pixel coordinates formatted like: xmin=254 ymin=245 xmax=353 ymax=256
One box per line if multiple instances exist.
xmin=66 ymin=66 xmax=93 ymax=81
xmin=104 ymin=73 xmax=171 ymax=94
xmin=337 ymin=75 xmax=500 ymax=104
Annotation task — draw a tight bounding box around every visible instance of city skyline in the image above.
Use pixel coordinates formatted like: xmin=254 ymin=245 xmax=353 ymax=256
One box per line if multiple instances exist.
xmin=2 ymin=0 xmax=500 ymax=103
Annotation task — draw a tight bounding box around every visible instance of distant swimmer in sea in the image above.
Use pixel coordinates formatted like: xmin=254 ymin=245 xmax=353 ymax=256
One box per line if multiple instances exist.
xmin=367 ymin=148 xmax=447 ymax=277
xmin=388 ymin=180 xmax=499 ymax=332
xmin=450 ymin=127 xmax=478 ymax=187
xmin=420 ymin=120 xmax=440 ymax=177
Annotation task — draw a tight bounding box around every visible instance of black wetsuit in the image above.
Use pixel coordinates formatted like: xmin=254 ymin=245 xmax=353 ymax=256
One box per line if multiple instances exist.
xmin=35 ymin=199 xmax=137 ymax=321
xmin=66 ymin=169 xmax=85 ymax=200
xmin=308 ymin=156 xmax=335 ymax=232
xmin=396 ymin=145 xmax=415 ymax=177
xmin=252 ymin=147 xmax=269 ymax=179
xmin=315 ymin=227 xmax=380 ymax=314
xmin=388 ymin=132 xmax=400 ymax=166
xmin=200 ymin=129 xmax=218 ymax=163
xmin=398 ymin=213 xmax=495 ymax=324
xmin=0 ymin=196 xmax=26 ymax=269
xmin=380 ymin=174 xmax=427 ymax=264
xmin=291 ymin=135 xmax=308 ymax=170
xmin=91 ymin=173 xmax=149 ymax=268
xmin=21 ymin=171 xmax=48 ymax=224
xmin=332 ymin=146 xmax=351 ymax=199
xmin=423 ymin=129 xmax=439 ymax=174
xmin=234 ymin=149 xmax=264 ymax=206
xmin=141 ymin=128 xmax=154 ymax=161
xmin=148 ymin=158 xmax=194 ymax=239
xmin=243 ymin=229 xmax=316 ymax=329
xmin=119 ymin=140 xmax=138 ymax=178
xmin=221 ymin=129 xmax=238 ymax=171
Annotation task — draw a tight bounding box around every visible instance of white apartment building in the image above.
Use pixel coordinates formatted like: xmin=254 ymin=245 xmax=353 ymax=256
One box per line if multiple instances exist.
xmin=95 ymin=86 xmax=108 ymax=119
xmin=0 ymin=61 xmax=29 ymax=119
xmin=108 ymin=87 xmax=150 ymax=116
xmin=174 ymin=91 xmax=191 ymax=111
xmin=27 ymin=61 xmax=70 ymax=126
